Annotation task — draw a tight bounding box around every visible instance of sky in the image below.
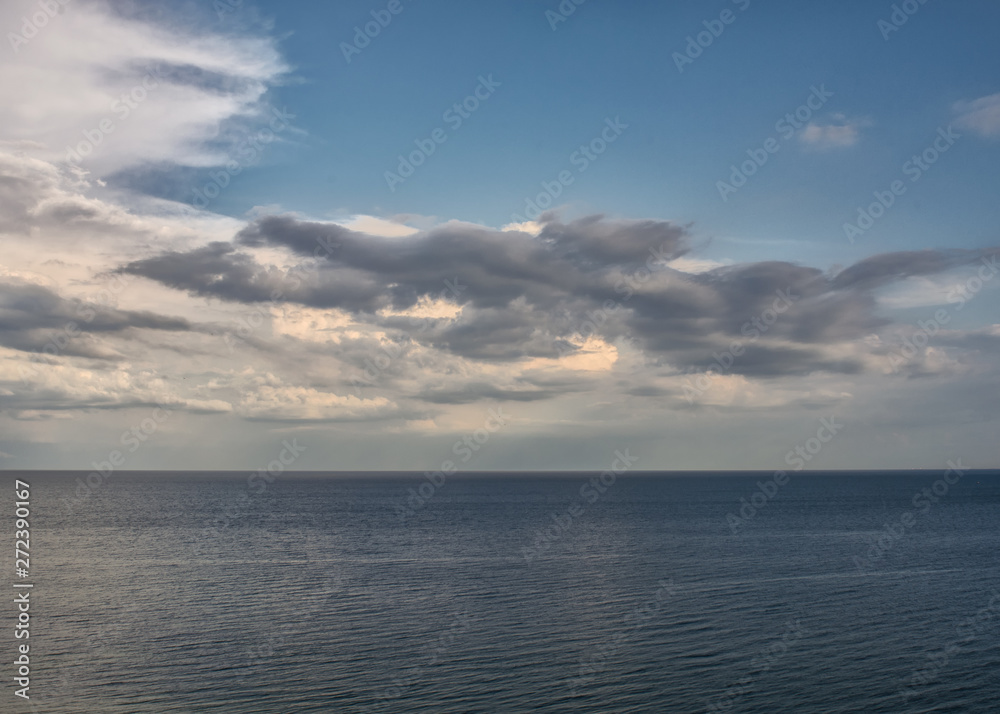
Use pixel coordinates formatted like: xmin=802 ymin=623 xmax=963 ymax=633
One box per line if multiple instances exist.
xmin=1 ymin=0 xmax=999 ymax=471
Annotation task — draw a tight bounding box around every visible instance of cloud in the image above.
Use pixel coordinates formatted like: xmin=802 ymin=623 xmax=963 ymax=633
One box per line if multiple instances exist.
xmin=117 ymin=211 xmax=1000 ymax=382
xmin=0 ymin=0 xmax=291 ymax=177
xmin=0 ymin=275 xmax=194 ymax=358
xmin=0 ymin=346 xmax=233 ymax=415
xmin=418 ymin=381 xmax=574 ymax=405
xmin=1 ymin=137 xmax=998 ymax=436
xmin=831 ymin=249 xmax=996 ymax=291
xmin=954 ymin=93 xmax=1000 ymax=139
xmin=121 ymin=212 xmax=689 ymax=317
xmin=235 ymin=372 xmax=398 ymax=422
xmin=0 ymin=1 xmax=996 ymax=435
xmin=665 ymin=256 xmax=731 ymax=274
xmin=501 ymin=219 xmax=545 ymax=236
xmin=934 ymin=324 xmax=1000 ymax=352
xmin=798 ymin=115 xmax=870 ymax=150
xmin=338 ymin=215 xmax=421 ymax=238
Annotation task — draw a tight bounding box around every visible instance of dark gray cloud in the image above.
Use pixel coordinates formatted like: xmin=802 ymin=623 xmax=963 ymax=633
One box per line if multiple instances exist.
xmin=831 ymin=249 xmax=996 ymax=291
xmin=0 ymin=277 xmax=193 ymax=358
xmin=686 ymin=344 xmax=865 ymax=378
xmin=418 ymin=382 xmax=566 ymax=405
xmin=122 ymin=241 xmax=400 ymax=312
xmin=116 ymin=213 xmax=1000 ymax=377
xmin=625 ymin=385 xmax=674 ymax=398
xmin=537 ymin=214 xmax=688 ymax=270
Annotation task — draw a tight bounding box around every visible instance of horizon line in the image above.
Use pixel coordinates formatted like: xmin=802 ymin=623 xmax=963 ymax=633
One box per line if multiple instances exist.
xmin=4 ymin=468 xmax=998 ymax=475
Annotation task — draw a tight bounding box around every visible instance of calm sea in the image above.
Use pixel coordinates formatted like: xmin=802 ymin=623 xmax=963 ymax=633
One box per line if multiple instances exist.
xmin=6 ymin=470 xmax=1000 ymax=712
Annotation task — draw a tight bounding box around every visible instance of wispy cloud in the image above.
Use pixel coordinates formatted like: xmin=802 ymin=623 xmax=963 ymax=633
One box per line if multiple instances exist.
xmin=798 ymin=115 xmax=870 ymax=150
xmin=0 ymin=0 xmax=291 ymax=177
xmin=954 ymin=93 xmax=1000 ymax=139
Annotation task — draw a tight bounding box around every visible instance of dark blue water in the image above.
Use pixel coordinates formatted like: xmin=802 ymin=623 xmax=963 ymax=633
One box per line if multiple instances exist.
xmin=7 ymin=470 xmax=1000 ymax=712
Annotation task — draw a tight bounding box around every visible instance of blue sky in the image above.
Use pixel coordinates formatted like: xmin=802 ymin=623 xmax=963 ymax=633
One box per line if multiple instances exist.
xmin=194 ymin=0 xmax=1000 ymax=264
xmin=1 ymin=0 xmax=999 ymax=470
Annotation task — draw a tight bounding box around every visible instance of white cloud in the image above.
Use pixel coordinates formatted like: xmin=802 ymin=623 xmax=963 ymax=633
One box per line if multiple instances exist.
xmin=671 ymin=372 xmax=852 ymax=409
xmin=0 ymin=149 xmax=243 ymax=296
xmin=0 ymin=0 xmax=291 ymax=176
xmin=666 ymin=257 xmax=731 ymax=274
xmin=798 ymin=115 xmax=870 ymax=150
xmin=0 ymin=349 xmax=233 ymax=414
xmin=876 ymin=275 xmax=959 ymax=309
xmin=501 ymin=220 xmax=544 ymax=235
xmin=236 ymin=373 xmax=396 ymax=422
xmin=954 ymin=93 xmax=1000 ymax=139
xmin=338 ymin=215 xmax=420 ymax=238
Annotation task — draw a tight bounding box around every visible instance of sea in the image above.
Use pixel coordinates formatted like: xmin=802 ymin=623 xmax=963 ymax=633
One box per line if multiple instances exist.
xmin=6 ymin=469 xmax=1000 ymax=713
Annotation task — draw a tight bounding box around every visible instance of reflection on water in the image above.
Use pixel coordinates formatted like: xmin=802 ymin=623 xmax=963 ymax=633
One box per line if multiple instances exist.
xmin=12 ymin=470 xmax=1000 ymax=712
